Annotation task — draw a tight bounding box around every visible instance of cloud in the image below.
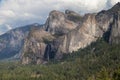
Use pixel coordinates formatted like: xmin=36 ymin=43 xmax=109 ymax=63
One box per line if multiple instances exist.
xmin=0 ymin=0 xmax=120 ymax=34
xmin=5 ymin=24 xmax=12 ymax=30
xmin=110 ymin=0 xmax=120 ymax=5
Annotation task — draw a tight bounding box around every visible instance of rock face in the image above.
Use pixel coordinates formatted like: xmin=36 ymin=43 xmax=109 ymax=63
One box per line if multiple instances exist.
xmin=21 ymin=3 xmax=120 ymax=64
xmin=109 ymin=13 xmax=120 ymax=44
xmin=0 ymin=24 xmax=42 ymax=60
xmin=21 ymin=28 xmax=54 ymax=64
xmin=109 ymin=3 xmax=120 ymax=44
xmin=45 ymin=10 xmax=77 ymax=35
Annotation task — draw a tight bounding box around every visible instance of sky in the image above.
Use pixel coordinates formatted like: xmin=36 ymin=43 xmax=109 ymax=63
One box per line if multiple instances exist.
xmin=0 ymin=0 xmax=120 ymax=35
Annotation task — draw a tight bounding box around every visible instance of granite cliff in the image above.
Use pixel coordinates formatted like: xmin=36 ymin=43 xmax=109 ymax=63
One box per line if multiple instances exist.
xmin=21 ymin=3 xmax=120 ymax=64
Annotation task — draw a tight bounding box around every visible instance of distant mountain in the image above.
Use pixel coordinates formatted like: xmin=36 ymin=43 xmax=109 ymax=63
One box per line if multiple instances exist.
xmin=0 ymin=23 xmax=43 ymax=60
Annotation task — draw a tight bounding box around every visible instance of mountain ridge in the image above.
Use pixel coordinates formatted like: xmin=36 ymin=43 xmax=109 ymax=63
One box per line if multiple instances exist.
xmin=0 ymin=23 xmax=43 ymax=60
xmin=0 ymin=3 xmax=120 ymax=64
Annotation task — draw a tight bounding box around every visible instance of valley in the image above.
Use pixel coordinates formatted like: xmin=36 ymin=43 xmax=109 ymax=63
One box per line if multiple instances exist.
xmin=0 ymin=2 xmax=120 ymax=80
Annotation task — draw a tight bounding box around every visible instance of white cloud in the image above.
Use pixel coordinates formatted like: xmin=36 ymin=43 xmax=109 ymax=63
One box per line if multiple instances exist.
xmin=110 ymin=0 xmax=120 ymax=5
xmin=0 ymin=0 xmax=120 ymax=34
xmin=0 ymin=10 xmax=15 ymax=17
xmin=5 ymin=24 xmax=12 ymax=30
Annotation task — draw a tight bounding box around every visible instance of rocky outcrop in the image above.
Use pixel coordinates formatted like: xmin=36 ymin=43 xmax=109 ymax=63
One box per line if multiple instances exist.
xmin=53 ymin=13 xmax=113 ymax=58
xmin=109 ymin=13 xmax=120 ymax=44
xmin=109 ymin=3 xmax=120 ymax=44
xmin=21 ymin=28 xmax=54 ymax=64
xmin=45 ymin=10 xmax=78 ymax=35
xmin=22 ymin=10 xmax=81 ymax=64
